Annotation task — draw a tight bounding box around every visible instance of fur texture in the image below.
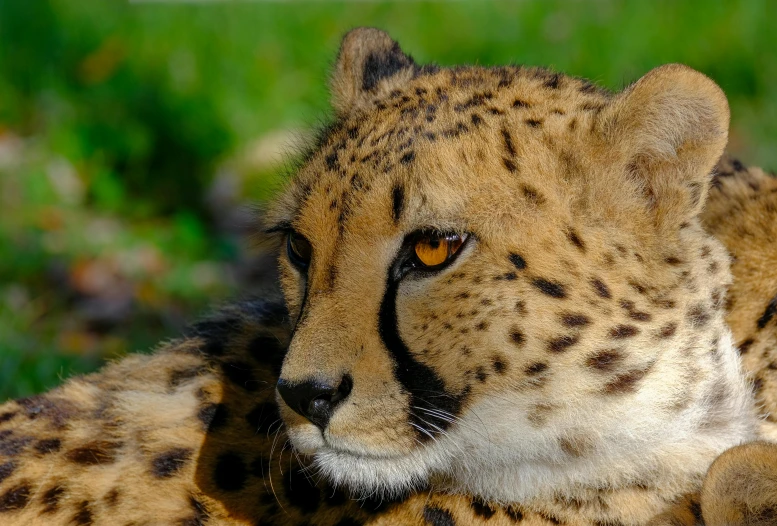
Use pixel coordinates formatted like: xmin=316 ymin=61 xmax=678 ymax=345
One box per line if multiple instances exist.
xmin=0 ymin=28 xmax=776 ymax=526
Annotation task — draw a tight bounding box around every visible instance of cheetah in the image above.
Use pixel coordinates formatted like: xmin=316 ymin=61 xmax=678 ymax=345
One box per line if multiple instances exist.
xmin=1 ymin=27 xmax=776 ymax=526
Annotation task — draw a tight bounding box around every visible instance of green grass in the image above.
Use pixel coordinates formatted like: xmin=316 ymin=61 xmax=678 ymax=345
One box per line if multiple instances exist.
xmin=1 ymin=0 xmax=775 ymax=400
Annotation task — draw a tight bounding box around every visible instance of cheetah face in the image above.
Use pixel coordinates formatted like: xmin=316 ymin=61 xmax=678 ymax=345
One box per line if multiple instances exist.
xmin=269 ymin=29 xmax=750 ymax=501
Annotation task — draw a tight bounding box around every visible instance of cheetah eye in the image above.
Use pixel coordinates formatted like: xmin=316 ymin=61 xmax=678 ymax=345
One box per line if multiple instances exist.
xmin=287 ymin=231 xmax=312 ymax=269
xmin=413 ymin=232 xmax=468 ymax=269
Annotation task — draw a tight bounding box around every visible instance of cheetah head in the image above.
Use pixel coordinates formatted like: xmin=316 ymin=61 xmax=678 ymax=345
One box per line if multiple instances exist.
xmin=268 ymin=28 xmax=755 ymax=503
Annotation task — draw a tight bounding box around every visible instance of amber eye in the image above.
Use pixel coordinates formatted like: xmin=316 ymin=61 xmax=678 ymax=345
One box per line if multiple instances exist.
xmin=287 ymin=231 xmax=312 ymax=269
xmin=413 ymin=232 xmax=467 ymax=268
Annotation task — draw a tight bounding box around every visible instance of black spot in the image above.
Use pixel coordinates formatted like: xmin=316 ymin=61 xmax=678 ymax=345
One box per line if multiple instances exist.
xmin=547 ymin=335 xmax=580 ymax=353
xmin=220 ymin=360 xmax=259 ymax=392
xmin=525 ymin=362 xmax=548 ymax=376
xmin=470 ymin=113 xmax=483 ymax=126
xmin=42 ymin=485 xmax=64 ymax=513
xmin=508 ymin=253 xmax=527 ymax=270
xmin=604 ymin=367 xmax=650 ymax=394
xmin=510 ymin=329 xmax=525 ymax=346
xmin=104 ymin=488 xmax=120 ymax=507
xmin=325 ymin=151 xmax=338 ymax=171
xmin=362 ymin=44 xmax=414 ymax=91
xmin=501 ymin=128 xmax=516 ymax=157
xmin=475 ymin=366 xmax=488 ymax=382
xmin=525 ymin=118 xmax=543 ymax=128
xmin=198 ymin=403 xmax=229 ymax=432
xmin=284 ymin=468 xmax=321 ymax=514
xmin=757 ymin=294 xmax=777 ymax=329
xmin=400 ymin=151 xmax=416 ymax=165
xmin=492 ymin=357 xmax=507 ymax=374
xmin=658 ymin=323 xmax=678 ymax=339
xmin=34 ymin=438 xmax=62 ymax=454
xmin=687 ymin=499 xmax=703 ymax=521
xmin=392 ymin=185 xmax=405 ymax=224
xmin=566 ymin=229 xmax=585 ymax=251
xmin=16 ymin=395 xmax=72 ymax=428
xmin=687 ymin=305 xmax=711 ymax=327
xmin=334 ymin=519 xmax=362 ymax=526
xmin=506 ymin=505 xmax=525 ymax=521
xmin=423 ymin=505 xmax=456 ymax=526
xmin=543 ymin=73 xmax=561 ymax=89
xmin=521 ymin=184 xmax=546 ymax=205
xmin=609 ymin=325 xmax=639 ymax=339
xmin=169 ymin=366 xmax=207 ymax=389
xmin=664 ymin=256 xmax=682 ymax=265
xmin=152 ymin=447 xmax=193 ymax=478
xmin=245 ymin=402 xmax=281 ymax=435
xmin=586 ymin=349 xmax=623 ymax=371
xmin=503 ymin=157 xmax=518 ymax=173
xmin=72 ymin=501 xmax=93 ymax=526
xmin=591 ymin=278 xmax=611 ymax=299
xmin=65 ymin=441 xmax=121 ymax=465
xmin=213 ymin=452 xmax=247 ymax=492
xmin=0 ymin=461 xmax=15 ymax=484
xmin=629 ymin=310 xmax=652 ymax=322
xmin=561 ymin=313 xmax=590 ymax=327
xmin=0 ymin=411 xmax=16 ymax=424
xmin=471 ymin=496 xmax=496 ymax=518
xmin=0 ymin=433 xmax=32 ymax=457
xmin=0 ymin=483 xmax=31 ymax=512
xmin=738 ymin=338 xmax=755 ymax=355
xmin=187 ymin=317 xmax=240 ymax=356
xmin=512 ymin=99 xmax=530 ymax=108
xmin=532 ymin=278 xmax=566 ymax=298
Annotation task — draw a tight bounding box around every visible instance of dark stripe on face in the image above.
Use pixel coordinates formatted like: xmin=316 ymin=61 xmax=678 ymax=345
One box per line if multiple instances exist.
xmin=379 ymin=273 xmax=465 ymax=441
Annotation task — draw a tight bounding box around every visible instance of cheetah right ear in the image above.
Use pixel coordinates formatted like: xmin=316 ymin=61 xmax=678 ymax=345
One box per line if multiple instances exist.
xmin=600 ymin=64 xmax=729 ymax=229
xmin=330 ymin=27 xmax=417 ymax=116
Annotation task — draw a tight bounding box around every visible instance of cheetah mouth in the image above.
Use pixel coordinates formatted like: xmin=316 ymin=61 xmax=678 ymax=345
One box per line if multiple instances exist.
xmin=310 ymin=445 xmax=435 ymax=496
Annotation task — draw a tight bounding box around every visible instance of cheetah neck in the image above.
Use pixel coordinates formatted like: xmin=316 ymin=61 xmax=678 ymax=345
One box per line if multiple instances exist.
xmin=432 ymin=326 xmax=757 ymax=524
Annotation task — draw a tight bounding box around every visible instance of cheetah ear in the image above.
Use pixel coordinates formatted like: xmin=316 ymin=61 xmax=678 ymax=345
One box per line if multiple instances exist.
xmin=330 ymin=27 xmax=417 ymax=115
xmin=602 ymin=64 xmax=729 ymax=228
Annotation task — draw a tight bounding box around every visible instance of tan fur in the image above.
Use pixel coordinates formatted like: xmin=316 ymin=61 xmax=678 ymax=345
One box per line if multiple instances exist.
xmin=1 ymin=28 xmax=776 ymax=526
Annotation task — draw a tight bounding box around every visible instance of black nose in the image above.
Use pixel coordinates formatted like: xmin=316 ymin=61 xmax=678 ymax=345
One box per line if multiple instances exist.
xmin=277 ymin=375 xmax=353 ymax=429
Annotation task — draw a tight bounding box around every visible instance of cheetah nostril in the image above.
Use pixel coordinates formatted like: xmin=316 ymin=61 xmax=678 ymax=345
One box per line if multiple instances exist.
xmin=277 ymin=374 xmax=353 ymax=429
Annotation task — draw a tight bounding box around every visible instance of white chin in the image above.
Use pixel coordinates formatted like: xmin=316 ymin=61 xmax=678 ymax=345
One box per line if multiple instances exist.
xmin=312 ymin=447 xmax=433 ymax=498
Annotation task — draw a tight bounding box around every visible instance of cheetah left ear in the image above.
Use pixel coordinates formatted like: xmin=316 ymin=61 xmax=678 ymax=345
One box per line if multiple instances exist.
xmin=330 ymin=27 xmax=417 ymax=116
xmin=601 ymin=64 xmax=729 ymax=228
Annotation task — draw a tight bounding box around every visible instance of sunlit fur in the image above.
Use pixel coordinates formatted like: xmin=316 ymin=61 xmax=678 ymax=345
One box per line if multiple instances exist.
xmin=1 ymin=28 xmax=776 ymax=526
xmin=270 ymin=28 xmax=764 ymax=523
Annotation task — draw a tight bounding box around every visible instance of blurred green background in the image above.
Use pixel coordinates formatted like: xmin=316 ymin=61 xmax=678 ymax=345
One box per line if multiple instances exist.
xmin=1 ymin=0 xmax=775 ymax=400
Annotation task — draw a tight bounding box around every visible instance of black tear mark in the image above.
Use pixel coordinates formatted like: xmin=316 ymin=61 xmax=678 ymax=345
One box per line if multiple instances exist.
xmin=362 ymin=44 xmax=414 ymax=91
xmin=757 ymin=294 xmax=777 ymax=330
xmin=379 ymin=269 xmax=465 ymax=441
xmin=392 ymin=185 xmax=405 ymax=224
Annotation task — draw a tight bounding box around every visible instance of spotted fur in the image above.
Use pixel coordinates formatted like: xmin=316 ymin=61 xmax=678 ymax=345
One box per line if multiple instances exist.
xmin=0 ymin=28 xmax=776 ymax=526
